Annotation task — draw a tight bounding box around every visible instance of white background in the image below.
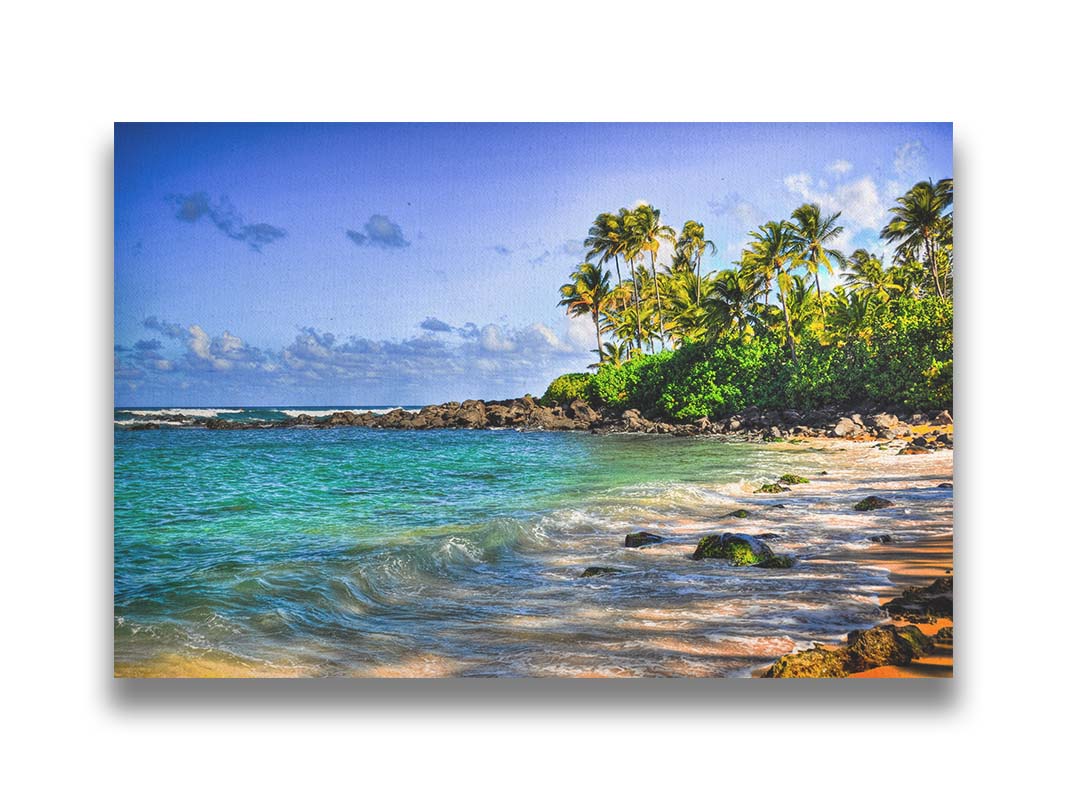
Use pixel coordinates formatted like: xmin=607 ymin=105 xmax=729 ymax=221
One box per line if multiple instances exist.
xmin=2 ymin=1 xmax=1062 ymax=796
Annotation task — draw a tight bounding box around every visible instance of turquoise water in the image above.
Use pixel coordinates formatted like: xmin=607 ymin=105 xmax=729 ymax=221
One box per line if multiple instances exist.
xmin=114 ymin=423 xmax=953 ymax=677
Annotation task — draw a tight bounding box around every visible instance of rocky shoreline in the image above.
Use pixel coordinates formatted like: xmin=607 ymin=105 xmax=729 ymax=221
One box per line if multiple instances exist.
xmin=764 ymin=577 xmax=954 ymax=678
xmin=122 ymin=395 xmax=954 ymax=451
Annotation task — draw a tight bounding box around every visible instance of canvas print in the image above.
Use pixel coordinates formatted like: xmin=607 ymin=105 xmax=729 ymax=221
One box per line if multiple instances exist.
xmin=114 ymin=122 xmax=953 ymax=678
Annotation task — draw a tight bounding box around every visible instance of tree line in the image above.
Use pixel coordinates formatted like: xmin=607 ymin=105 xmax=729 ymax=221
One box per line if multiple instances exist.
xmin=558 ymin=178 xmax=953 ymax=366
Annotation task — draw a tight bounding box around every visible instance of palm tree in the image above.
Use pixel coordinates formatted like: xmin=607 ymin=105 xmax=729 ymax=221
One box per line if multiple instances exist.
xmin=790 ymin=203 xmax=845 ymax=317
xmin=880 ymin=178 xmax=953 ymax=298
xmin=612 ymin=206 xmax=644 ymax=347
xmin=558 ymin=262 xmax=611 ymax=361
xmin=747 ymin=220 xmax=801 ymax=361
xmin=663 ymin=268 xmax=709 ymax=344
xmin=597 ymin=341 xmax=627 ymax=368
xmin=707 ymin=268 xmax=760 ymax=339
xmin=842 ymin=249 xmax=902 ymax=303
xmin=624 ymin=204 xmax=676 ymax=350
xmin=676 ymin=220 xmax=716 ymax=305
xmin=584 ymin=212 xmax=624 ymax=286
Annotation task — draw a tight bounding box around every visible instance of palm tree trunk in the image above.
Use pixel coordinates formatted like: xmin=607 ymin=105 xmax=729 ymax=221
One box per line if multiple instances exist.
xmin=814 ymin=269 xmax=826 ymax=317
xmin=593 ymin=309 xmax=604 ymax=362
xmin=695 ymin=253 xmax=702 ymax=305
xmin=627 ymin=258 xmax=643 ymax=348
xmin=613 ymin=254 xmax=623 ymax=288
xmin=651 ymin=252 xmax=666 ymax=350
xmin=778 ymin=267 xmax=797 ymax=362
xmin=925 ymin=233 xmax=944 ymax=298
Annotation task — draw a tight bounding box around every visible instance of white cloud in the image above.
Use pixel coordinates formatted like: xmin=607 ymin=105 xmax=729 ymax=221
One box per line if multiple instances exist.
xmin=893 ymin=140 xmax=927 ymax=177
xmin=827 ymin=159 xmax=853 ymax=176
xmin=784 ymin=173 xmax=885 ymax=232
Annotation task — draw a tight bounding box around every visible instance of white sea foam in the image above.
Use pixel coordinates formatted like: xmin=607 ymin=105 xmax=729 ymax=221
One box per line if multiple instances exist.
xmin=128 ymin=408 xmax=243 ymax=418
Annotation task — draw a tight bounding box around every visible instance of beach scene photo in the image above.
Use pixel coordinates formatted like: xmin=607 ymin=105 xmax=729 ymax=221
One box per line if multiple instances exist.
xmin=114 ymin=122 xmax=953 ymax=678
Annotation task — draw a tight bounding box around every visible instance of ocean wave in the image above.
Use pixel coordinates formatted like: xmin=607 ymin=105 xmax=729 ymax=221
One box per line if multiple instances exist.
xmin=129 ymin=408 xmax=244 ymax=418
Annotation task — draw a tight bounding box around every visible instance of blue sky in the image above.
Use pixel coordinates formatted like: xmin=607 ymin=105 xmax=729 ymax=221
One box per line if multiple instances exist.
xmin=114 ymin=122 xmax=952 ymax=406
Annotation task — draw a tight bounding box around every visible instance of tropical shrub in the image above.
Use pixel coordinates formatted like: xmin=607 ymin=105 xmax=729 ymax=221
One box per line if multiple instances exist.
xmin=541 ymin=372 xmax=593 ymax=404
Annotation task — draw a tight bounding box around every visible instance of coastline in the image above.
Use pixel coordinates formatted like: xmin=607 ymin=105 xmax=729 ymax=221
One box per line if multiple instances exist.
xmin=117 ymin=395 xmax=953 ymax=451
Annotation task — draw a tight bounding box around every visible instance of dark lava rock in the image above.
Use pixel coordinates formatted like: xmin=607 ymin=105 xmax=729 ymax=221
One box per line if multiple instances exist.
xmin=692 ymin=533 xmax=793 ymax=568
xmin=778 ymin=473 xmax=810 ymax=485
xmin=765 ymin=647 xmax=848 ymax=678
xmin=869 ymin=534 xmax=893 ymax=543
xmin=884 ymin=576 xmax=953 ymax=622
xmin=854 ymin=496 xmax=894 ymax=511
xmin=580 ymin=566 xmax=623 ymax=578
xmin=754 ymin=533 xmax=781 ymax=540
xmin=754 ymin=483 xmax=790 ymax=494
xmin=934 ymin=626 xmax=953 ymax=643
xmin=937 ymin=482 xmax=953 ymax=489
xmin=624 ymin=531 xmax=665 ymax=548
xmin=726 ymin=509 xmax=752 ymax=518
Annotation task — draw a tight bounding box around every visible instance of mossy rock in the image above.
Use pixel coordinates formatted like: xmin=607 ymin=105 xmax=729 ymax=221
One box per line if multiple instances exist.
xmin=894 ymin=625 xmax=934 ymax=658
xmin=624 ymin=531 xmax=665 ymax=548
xmin=754 ymin=483 xmax=790 ymax=494
xmin=579 ymin=566 xmax=623 ymax=578
xmin=765 ymin=647 xmax=848 ymax=678
xmin=692 ymin=533 xmax=792 ymax=568
xmin=726 ymin=509 xmax=751 ymax=518
xmin=854 ymin=495 xmax=894 ymax=511
xmin=778 ymin=473 xmax=809 ymax=485
xmin=843 ymin=626 xmax=915 ymax=671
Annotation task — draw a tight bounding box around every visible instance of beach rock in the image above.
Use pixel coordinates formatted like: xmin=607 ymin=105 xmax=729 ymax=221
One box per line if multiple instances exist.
xmin=934 ymin=626 xmax=953 ymax=643
xmin=854 ymin=496 xmax=894 ymax=511
xmin=869 ymin=534 xmax=893 ymax=543
xmin=567 ymin=398 xmax=599 ymax=424
xmin=935 ymin=410 xmax=953 ymax=425
xmin=897 ymin=446 xmax=929 ymax=455
xmin=778 ymin=473 xmax=809 ymax=485
xmin=452 ymin=400 xmax=487 ymax=428
xmin=832 ymin=417 xmax=860 ymax=438
xmin=692 ymin=533 xmax=792 ymax=567
xmin=937 ymin=482 xmax=953 ymax=489
xmin=726 ymin=509 xmax=752 ymax=518
xmin=843 ymin=626 xmax=920 ymax=671
xmin=936 ymin=432 xmax=953 ymax=447
xmin=884 ymin=576 xmax=953 ymax=622
xmin=754 ymin=533 xmax=781 ymax=539
xmin=870 ymin=412 xmax=900 ymax=430
xmin=754 ymin=483 xmax=789 ymax=494
xmin=765 ymin=646 xmax=849 ymax=678
xmin=621 ymin=409 xmax=653 ymax=433
xmin=579 ymin=566 xmax=623 ymax=578
xmin=624 ymin=531 xmax=664 ymax=548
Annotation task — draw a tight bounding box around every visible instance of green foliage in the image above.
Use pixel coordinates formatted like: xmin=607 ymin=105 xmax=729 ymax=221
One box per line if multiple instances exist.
xmin=588 ymin=298 xmax=952 ymax=418
xmin=861 ymin=297 xmax=954 ymax=410
xmin=542 ymin=372 xmax=593 ymax=405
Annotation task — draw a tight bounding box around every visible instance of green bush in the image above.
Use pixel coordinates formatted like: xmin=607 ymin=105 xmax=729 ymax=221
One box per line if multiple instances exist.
xmin=585 ymin=297 xmax=952 ymax=420
xmin=541 ymin=372 xmax=593 ymax=404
